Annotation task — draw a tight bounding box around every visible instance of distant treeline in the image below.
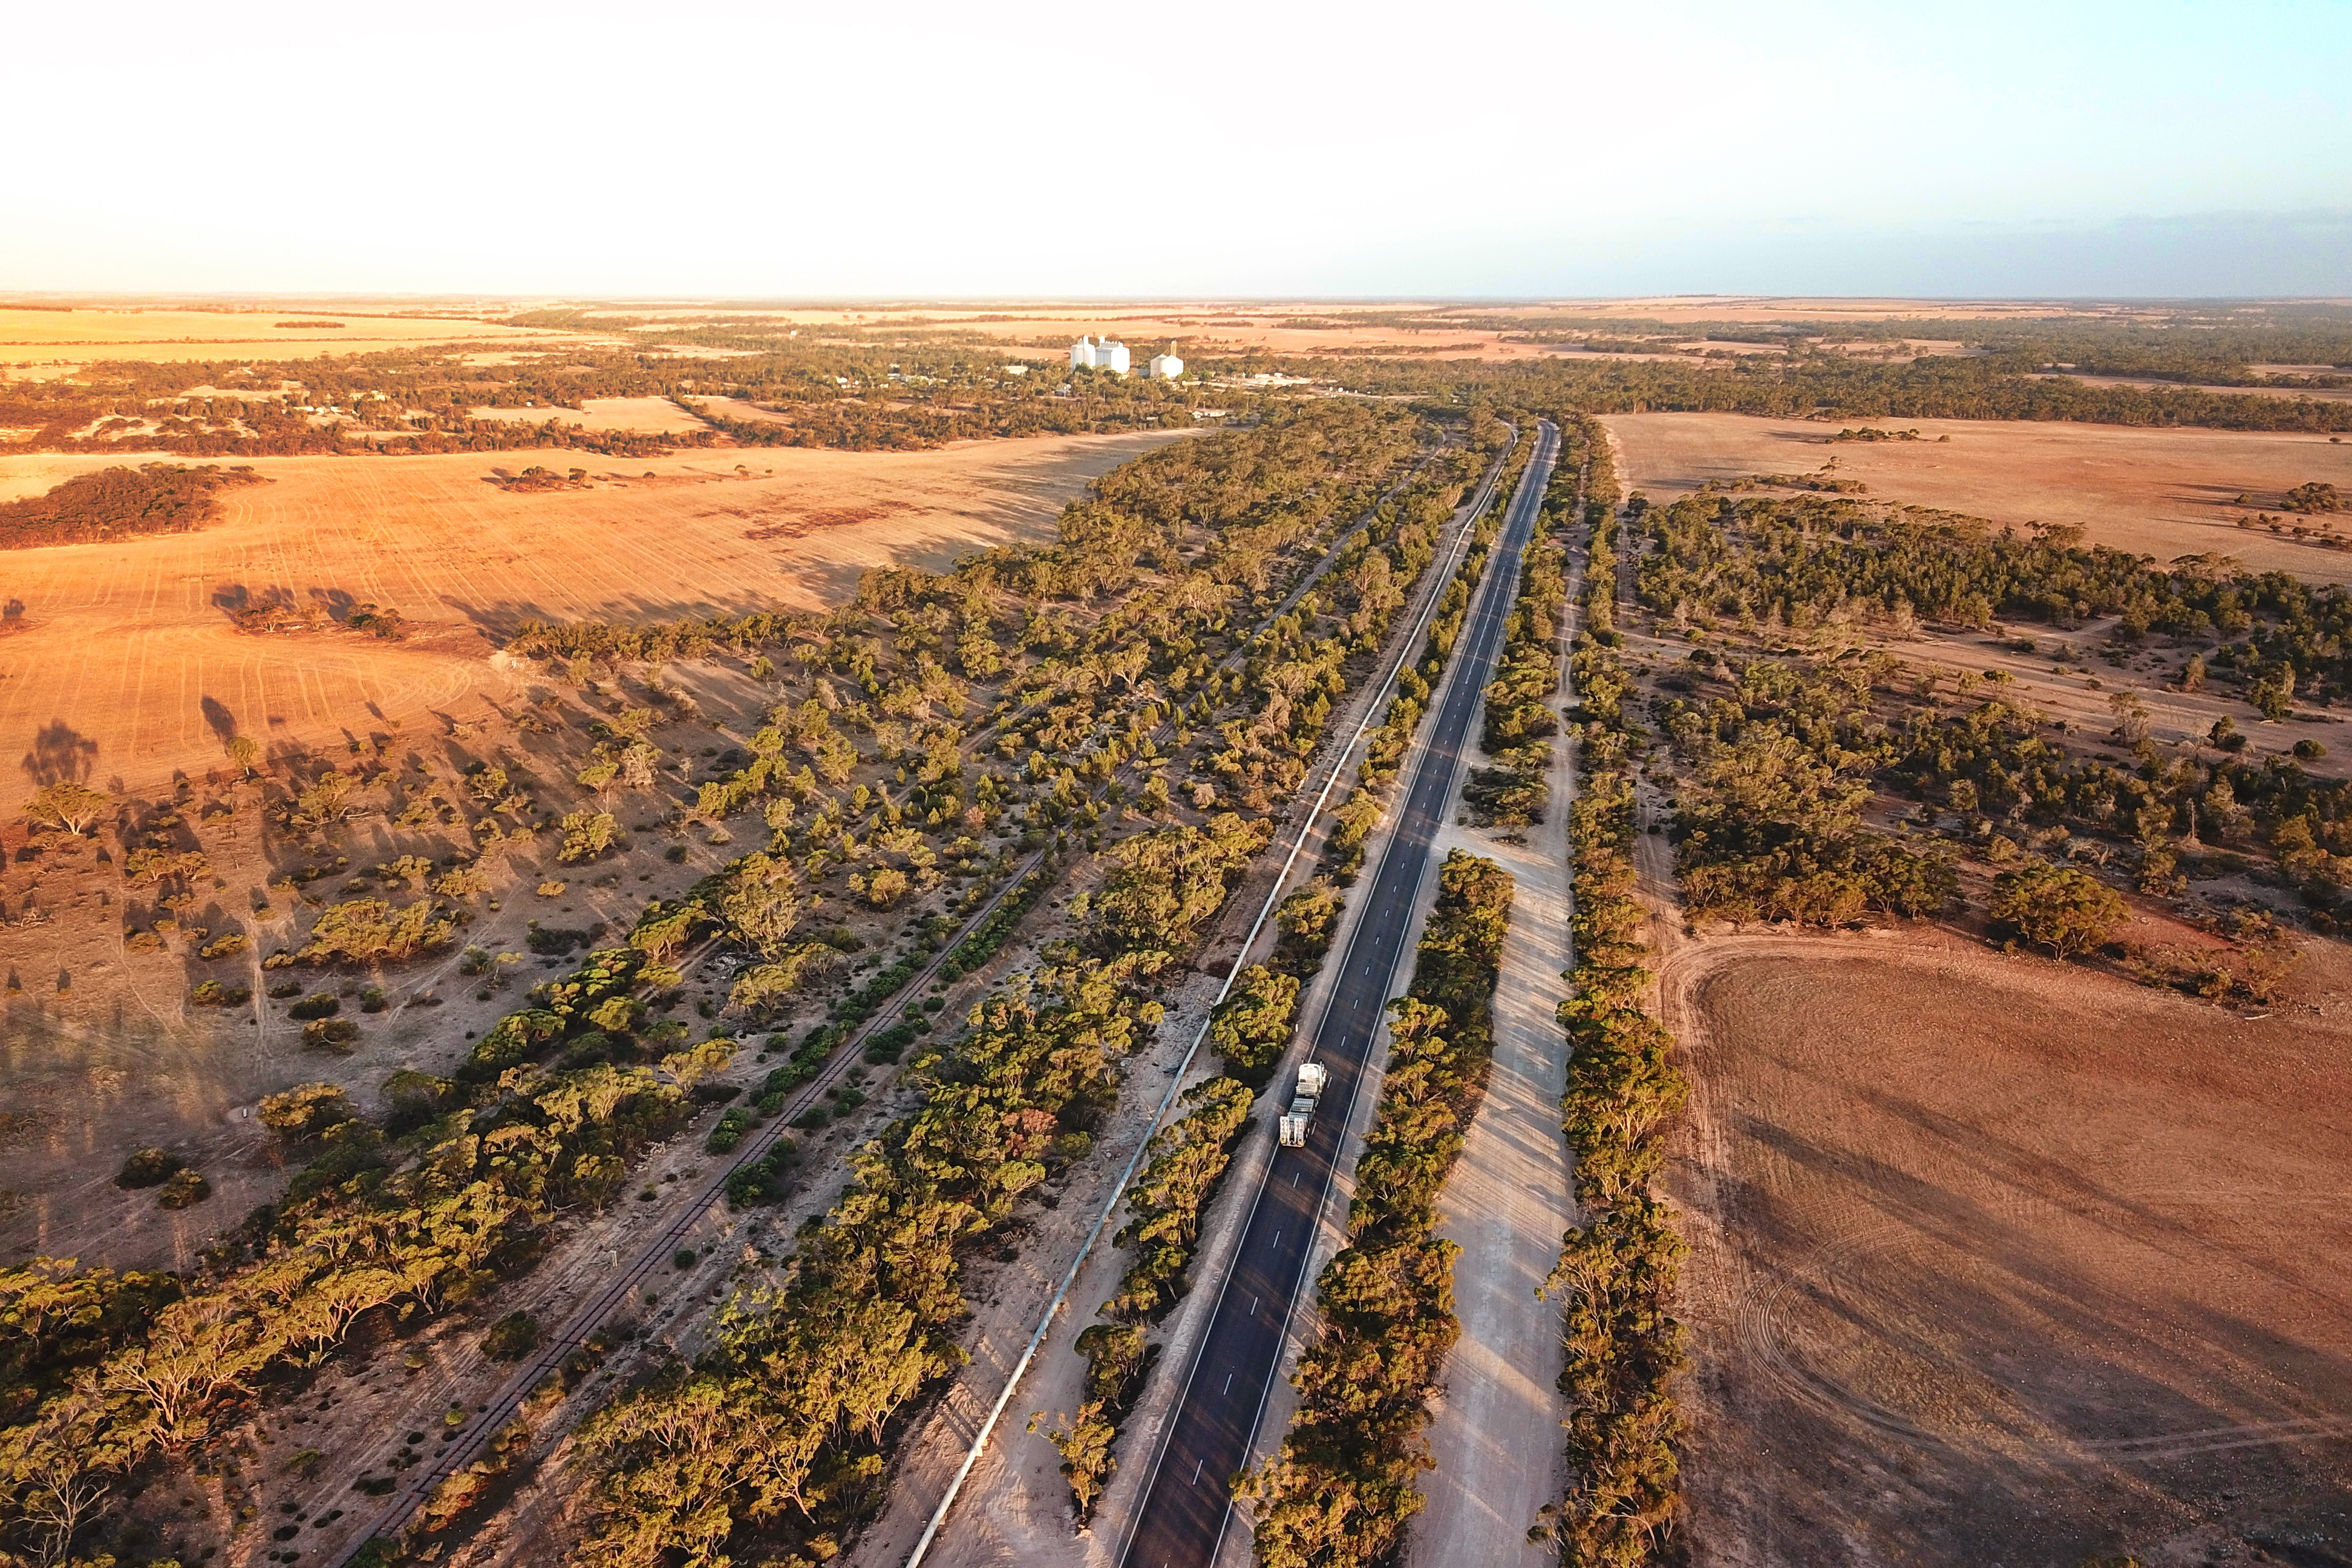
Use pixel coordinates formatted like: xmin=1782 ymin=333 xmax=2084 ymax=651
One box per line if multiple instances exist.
xmin=0 ymin=462 xmax=266 ymax=549
xmin=0 ymin=337 xmax=1224 ymax=460
xmin=1314 ymin=352 xmax=2352 ymax=434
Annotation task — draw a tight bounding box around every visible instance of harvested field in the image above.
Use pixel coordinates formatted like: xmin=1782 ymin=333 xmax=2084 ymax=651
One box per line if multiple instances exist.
xmin=1670 ymin=934 xmax=2352 ymax=1568
xmin=0 ymin=305 xmax=572 ymax=371
xmin=0 ymin=429 xmax=1185 ymax=812
xmin=1604 ymin=411 xmax=2352 ymax=583
xmin=2029 ymin=372 xmax=2352 ymax=403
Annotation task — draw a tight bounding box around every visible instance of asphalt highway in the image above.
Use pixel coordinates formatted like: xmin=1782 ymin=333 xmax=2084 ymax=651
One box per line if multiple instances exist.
xmin=1117 ymin=419 xmax=1559 ymax=1568
xmin=330 ymin=436 xmax=1462 ymax=1567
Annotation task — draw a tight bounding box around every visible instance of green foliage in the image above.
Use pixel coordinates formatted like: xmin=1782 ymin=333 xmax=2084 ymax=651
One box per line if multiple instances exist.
xmin=1208 ymin=965 xmax=1299 ymax=1088
xmin=483 ymin=1312 xmax=543 ymax=1362
xmin=1664 ymin=658 xmax=1958 ymax=925
xmin=1091 ymin=815 xmax=1273 ymax=969
xmin=113 ymin=1149 xmax=183 ymax=1190
xmin=256 ymin=1083 xmax=357 ymax=1142
xmin=1272 ymin=878 xmax=1344 ymax=975
xmin=1990 ymin=863 xmax=2128 ymax=957
xmin=155 ymin=1168 xmax=211 ymax=1209
xmin=575 ymin=963 xmax=1149 ymax=1563
xmin=1105 ymin=1077 xmax=1255 ymax=1326
xmin=559 ymin=809 xmax=619 ymax=863
xmin=1541 ymin=466 xmax=1687 ymax=1565
xmin=298 ymin=897 xmax=456 ymax=965
xmin=705 ymin=1107 xmax=752 ymax=1154
xmin=21 ymin=781 xmax=113 ymax=837
xmin=1466 ymin=531 xmax=1567 ymax=827
xmin=1046 ymin=1075 xmax=1253 ymax=1520
xmin=463 ymin=949 xmax=645 ymax=1079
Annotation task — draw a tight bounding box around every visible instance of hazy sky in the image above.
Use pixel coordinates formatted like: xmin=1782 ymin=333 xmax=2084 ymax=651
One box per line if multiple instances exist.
xmin=8 ymin=0 xmax=2348 ymax=298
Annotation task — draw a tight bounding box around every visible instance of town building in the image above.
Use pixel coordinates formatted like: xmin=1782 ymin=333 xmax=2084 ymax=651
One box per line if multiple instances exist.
xmin=1148 ymin=348 xmax=1184 ymax=381
xmin=1069 ymin=335 xmax=1131 ymax=374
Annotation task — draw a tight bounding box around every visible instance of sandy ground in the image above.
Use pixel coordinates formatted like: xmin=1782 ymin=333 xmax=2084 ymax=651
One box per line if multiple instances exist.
xmin=1662 ymin=932 xmax=2352 ymax=1568
xmin=0 ymin=430 xmax=1184 ymax=814
xmin=1602 ymin=411 xmax=2352 ymax=583
xmin=1410 ymin=566 xmax=1579 ymax=1566
xmin=462 ymin=396 xmax=713 ymax=433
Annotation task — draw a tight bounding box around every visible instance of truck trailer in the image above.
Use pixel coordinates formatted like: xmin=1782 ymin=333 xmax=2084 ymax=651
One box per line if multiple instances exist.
xmin=1278 ymin=1061 xmax=1328 ymax=1148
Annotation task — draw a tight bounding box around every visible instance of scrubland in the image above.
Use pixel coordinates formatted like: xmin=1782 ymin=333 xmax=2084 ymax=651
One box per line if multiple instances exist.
xmin=1575 ymin=403 xmax=2352 ymax=1567
xmin=7 ymin=297 xmax=2352 ymax=1568
xmin=0 ymin=403 xmax=1492 ymax=1568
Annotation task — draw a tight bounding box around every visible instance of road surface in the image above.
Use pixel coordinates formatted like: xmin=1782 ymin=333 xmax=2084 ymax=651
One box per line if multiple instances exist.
xmin=1116 ymin=420 xmax=1559 ymax=1568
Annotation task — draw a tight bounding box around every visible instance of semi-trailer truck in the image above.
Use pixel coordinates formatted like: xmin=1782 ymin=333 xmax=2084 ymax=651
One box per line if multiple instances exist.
xmin=1278 ymin=1060 xmax=1327 ymax=1147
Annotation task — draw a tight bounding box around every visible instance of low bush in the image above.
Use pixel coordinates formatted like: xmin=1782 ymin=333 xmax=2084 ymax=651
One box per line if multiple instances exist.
xmin=115 ymin=1147 xmax=185 ymax=1188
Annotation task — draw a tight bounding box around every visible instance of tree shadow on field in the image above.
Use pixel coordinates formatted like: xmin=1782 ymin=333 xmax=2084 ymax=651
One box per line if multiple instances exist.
xmin=200 ymin=696 xmax=238 ymax=749
xmin=439 ymin=591 xmax=798 ymax=644
xmin=21 ymin=719 xmax=97 ymax=786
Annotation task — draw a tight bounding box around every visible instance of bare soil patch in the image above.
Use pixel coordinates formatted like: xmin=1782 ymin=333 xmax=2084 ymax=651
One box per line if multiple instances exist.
xmin=1668 ymin=933 xmax=2352 ymax=1568
xmin=0 ymin=430 xmax=1183 ymax=815
xmin=1604 ymin=411 xmax=2352 ymax=583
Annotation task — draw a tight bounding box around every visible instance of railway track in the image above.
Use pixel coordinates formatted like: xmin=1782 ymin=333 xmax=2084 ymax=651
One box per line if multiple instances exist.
xmin=326 ymin=435 xmax=1478 ymax=1563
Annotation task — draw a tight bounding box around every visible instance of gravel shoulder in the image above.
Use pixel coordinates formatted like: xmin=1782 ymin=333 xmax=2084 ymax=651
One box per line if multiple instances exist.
xmin=1410 ymin=558 xmax=1581 ymax=1567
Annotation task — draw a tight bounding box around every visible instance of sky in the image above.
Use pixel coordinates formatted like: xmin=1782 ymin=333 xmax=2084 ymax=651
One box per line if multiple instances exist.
xmin=5 ymin=0 xmax=2349 ymax=299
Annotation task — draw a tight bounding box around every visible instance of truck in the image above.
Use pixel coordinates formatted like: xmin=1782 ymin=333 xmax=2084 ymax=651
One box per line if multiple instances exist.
xmin=1278 ymin=1061 xmax=1328 ymax=1148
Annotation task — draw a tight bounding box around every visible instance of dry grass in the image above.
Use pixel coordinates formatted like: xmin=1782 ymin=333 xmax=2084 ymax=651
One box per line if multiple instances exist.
xmin=0 ymin=430 xmax=1185 ymax=813
xmin=1668 ymin=934 xmax=2352 ymax=1568
xmin=1604 ymin=411 xmax=2352 ymax=583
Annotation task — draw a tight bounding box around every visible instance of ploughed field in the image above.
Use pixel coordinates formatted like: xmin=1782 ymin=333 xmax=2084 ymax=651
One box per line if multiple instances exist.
xmin=0 ymin=430 xmax=1183 ymax=814
xmin=1604 ymin=411 xmax=2352 ymax=584
xmin=1672 ymin=940 xmax=2352 ymax=1567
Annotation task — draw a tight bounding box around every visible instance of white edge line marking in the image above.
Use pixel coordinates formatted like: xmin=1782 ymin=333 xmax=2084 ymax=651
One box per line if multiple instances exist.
xmin=906 ymin=433 xmax=1518 ymax=1568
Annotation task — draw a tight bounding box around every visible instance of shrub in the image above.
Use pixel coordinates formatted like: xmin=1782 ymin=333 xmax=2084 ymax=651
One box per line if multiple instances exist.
xmin=304 ymin=1018 xmax=362 ymax=1052
xmin=192 ymin=979 xmax=251 ymax=1007
xmin=116 ymin=1147 xmax=185 ymax=1188
xmin=300 ymin=897 xmax=456 ymax=964
xmin=258 ymin=1082 xmax=356 ymax=1142
xmin=560 ymin=809 xmax=619 ymax=863
xmin=483 ymin=1311 xmax=543 ymax=1362
xmin=157 ymin=1168 xmax=212 ymax=1208
xmin=1990 ymin=863 xmax=2127 ymax=958
xmin=706 ymin=1107 xmax=752 ymax=1154
xmin=289 ymin=993 xmax=341 ymax=1020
